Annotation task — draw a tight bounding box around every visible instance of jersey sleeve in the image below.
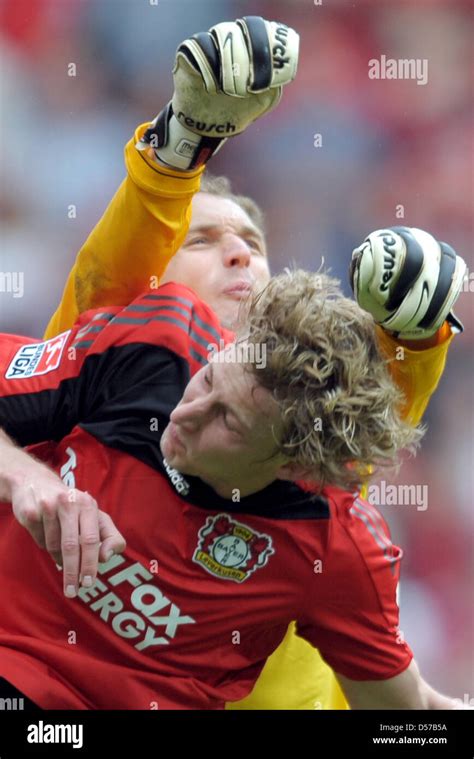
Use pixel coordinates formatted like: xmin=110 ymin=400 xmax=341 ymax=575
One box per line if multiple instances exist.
xmin=44 ymin=123 xmax=205 ymax=339
xmin=296 ymin=493 xmax=413 ymax=681
xmin=376 ymin=322 xmax=454 ymax=426
xmin=0 ymin=312 xmax=107 ymax=445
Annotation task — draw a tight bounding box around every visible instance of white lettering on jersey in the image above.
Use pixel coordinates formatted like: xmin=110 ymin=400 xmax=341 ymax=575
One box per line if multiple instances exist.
xmin=76 ymin=554 xmax=195 ymax=651
xmin=60 ymin=447 xmax=77 ymax=488
xmin=163 ymin=457 xmax=190 ymax=496
xmin=57 ymin=451 xmax=195 ymax=650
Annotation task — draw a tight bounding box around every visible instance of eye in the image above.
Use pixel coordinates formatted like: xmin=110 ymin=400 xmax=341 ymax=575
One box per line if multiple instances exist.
xmin=222 ymin=411 xmax=239 ymax=435
xmin=202 ymin=368 xmax=241 ymax=435
xmin=189 ymin=237 xmax=209 ymax=246
xmin=245 ymin=238 xmax=264 ymax=255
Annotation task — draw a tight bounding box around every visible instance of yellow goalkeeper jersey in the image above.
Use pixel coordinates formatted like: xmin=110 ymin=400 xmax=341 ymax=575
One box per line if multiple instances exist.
xmin=44 ymin=124 xmax=455 ymax=711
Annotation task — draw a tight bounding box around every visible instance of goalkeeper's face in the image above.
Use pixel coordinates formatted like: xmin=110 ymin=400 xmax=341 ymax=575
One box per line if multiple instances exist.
xmin=160 ymin=354 xmax=293 ymax=498
xmin=160 ymin=193 xmax=270 ymax=330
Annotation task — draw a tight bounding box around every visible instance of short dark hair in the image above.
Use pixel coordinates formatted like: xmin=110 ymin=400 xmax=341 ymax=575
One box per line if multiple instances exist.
xmin=199 ymin=173 xmax=266 ymax=238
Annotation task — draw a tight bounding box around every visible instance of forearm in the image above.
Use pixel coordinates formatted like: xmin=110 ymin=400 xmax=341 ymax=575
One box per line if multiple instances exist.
xmin=44 ymin=123 xmax=204 ymax=338
xmin=75 ymin=128 xmax=204 ymax=310
xmin=376 ymin=322 xmax=453 ymax=425
xmin=426 ymin=685 xmax=464 ymax=710
xmin=0 ymin=428 xmax=49 ymax=502
xmin=381 ymin=686 xmax=457 ymax=710
xmin=337 ymin=662 xmax=467 ymax=710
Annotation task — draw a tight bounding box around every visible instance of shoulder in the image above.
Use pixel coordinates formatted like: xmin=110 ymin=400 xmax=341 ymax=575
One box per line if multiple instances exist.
xmin=324 ymin=486 xmax=402 ymax=611
xmin=84 ymin=282 xmax=228 ymax=372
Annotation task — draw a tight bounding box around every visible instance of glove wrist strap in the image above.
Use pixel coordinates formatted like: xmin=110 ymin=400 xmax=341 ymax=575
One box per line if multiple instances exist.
xmin=136 ymin=103 xmax=227 ymax=170
xmin=446 ymin=311 xmax=464 ymax=334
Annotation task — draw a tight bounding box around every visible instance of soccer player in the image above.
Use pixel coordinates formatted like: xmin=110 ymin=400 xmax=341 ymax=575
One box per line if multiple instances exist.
xmin=6 ymin=17 xmax=466 ymax=710
xmin=0 ymin=267 xmax=467 ymax=709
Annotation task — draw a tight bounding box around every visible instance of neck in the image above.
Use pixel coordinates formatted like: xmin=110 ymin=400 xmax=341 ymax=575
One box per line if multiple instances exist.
xmin=203 ymin=469 xmax=278 ymax=499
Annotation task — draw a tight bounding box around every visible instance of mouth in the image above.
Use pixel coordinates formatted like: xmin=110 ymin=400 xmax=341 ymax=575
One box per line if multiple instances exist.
xmin=223 ymin=281 xmax=253 ymax=299
xmin=168 ymin=422 xmax=186 ymax=452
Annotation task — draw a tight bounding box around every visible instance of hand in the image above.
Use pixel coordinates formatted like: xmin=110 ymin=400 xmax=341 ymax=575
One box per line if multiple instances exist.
xmin=137 ymin=16 xmax=299 ymax=170
xmin=10 ymin=471 xmax=126 ymax=598
xmin=349 ymin=226 xmax=466 ymax=339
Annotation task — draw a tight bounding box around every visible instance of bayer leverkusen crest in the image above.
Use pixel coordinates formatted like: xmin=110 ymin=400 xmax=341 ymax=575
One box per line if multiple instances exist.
xmin=193 ymin=514 xmax=275 ymax=583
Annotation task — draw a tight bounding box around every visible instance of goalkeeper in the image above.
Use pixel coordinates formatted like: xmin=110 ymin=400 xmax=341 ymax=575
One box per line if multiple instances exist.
xmin=44 ymin=16 xmax=465 ymax=710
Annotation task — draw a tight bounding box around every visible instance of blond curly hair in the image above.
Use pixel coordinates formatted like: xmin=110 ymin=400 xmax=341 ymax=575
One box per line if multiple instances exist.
xmin=243 ymin=269 xmax=423 ymax=492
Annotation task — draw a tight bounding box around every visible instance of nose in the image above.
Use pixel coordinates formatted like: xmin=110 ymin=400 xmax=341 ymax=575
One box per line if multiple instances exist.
xmin=221 ymin=234 xmax=251 ymax=268
xmin=170 ymin=395 xmax=211 ymax=432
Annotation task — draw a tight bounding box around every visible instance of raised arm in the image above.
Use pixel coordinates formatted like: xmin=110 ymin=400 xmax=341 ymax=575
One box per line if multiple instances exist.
xmin=44 ymin=134 xmax=203 ymax=338
xmin=44 ymin=16 xmax=300 ymax=338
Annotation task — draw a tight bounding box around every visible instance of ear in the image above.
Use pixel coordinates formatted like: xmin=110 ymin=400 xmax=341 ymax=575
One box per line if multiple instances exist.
xmin=275 ymin=461 xmax=314 ymax=483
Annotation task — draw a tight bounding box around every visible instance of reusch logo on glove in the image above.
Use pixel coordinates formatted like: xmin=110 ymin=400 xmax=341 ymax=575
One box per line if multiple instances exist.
xmin=176 ymin=112 xmax=236 ymax=134
xmin=273 ymin=24 xmax=290 ymax=69
xmin=378 ymin=233 xmax=398 ymax=291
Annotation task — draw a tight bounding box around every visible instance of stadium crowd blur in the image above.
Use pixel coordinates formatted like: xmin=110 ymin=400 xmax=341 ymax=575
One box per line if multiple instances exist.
xmin=0 ymin=0 xmax=472 ymax=701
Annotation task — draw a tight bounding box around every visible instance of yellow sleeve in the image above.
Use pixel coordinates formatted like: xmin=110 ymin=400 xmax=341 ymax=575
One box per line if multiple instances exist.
xmin=44 ymin=123 xmax=205 ymax=339
xmin=376 ymin=322 xmax=455 ymax=427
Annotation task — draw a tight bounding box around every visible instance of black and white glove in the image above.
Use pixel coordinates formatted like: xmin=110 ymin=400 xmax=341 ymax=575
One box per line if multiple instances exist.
xmin=349 ymin=226 xmax=466 ymax=339
xmin=137 ymin=16 xmax=299 ymax=170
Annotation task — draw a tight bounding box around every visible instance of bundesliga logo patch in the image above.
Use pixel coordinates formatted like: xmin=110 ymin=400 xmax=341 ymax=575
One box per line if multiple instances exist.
xmin=5 ymin=331 xmax=70 ymax=379
xmin=193 ymin=514 xmax=274 ymax=583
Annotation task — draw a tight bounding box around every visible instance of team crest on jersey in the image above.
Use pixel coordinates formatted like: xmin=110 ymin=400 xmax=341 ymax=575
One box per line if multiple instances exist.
xmin=5 ymin=331 xmax=70 ymax=379
xmin=193 ymin=514 xmax=274 ymax=583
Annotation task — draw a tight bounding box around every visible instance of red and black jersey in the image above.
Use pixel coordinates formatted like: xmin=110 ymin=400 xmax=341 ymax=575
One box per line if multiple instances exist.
xmin=0 ymin=283 xmax=412 ymax=709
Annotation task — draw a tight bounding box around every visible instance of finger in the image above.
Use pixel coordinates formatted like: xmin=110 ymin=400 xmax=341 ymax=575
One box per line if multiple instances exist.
xmin=238 ymin=17 xmax=272 ymax=93
xmin=42 ymin=510 xmax=63 ymax=567
xmin=209 ymin=22 xmax=251 ymax=96
xmin=78 ymin=494 xmax=101 ymax=588
xmin=14 ymin=486 xmax=47 ymax=549
xmin=23 ymin=516 xmax=47 ymax=550
xmin=58 ymin=489 xmax=81 ymax=598
xmin=98 ymin=511 xmax=126 ymax=563
xmin=240 ymin=17 xmax=299 ymax=89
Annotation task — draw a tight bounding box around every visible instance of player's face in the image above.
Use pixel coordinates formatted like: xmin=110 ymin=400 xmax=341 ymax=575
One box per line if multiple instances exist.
xmin=160 ymin=193 xmax=270 ymax=329
xmin=160 ymin=353 xmax=287 ymax=498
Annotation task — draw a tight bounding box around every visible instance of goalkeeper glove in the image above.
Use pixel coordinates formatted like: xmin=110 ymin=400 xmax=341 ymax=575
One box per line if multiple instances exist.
xmin=349 ymin=226 xmax=466 ymax=339
xmin=137 ymin=16 xmax=299 ymax=170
